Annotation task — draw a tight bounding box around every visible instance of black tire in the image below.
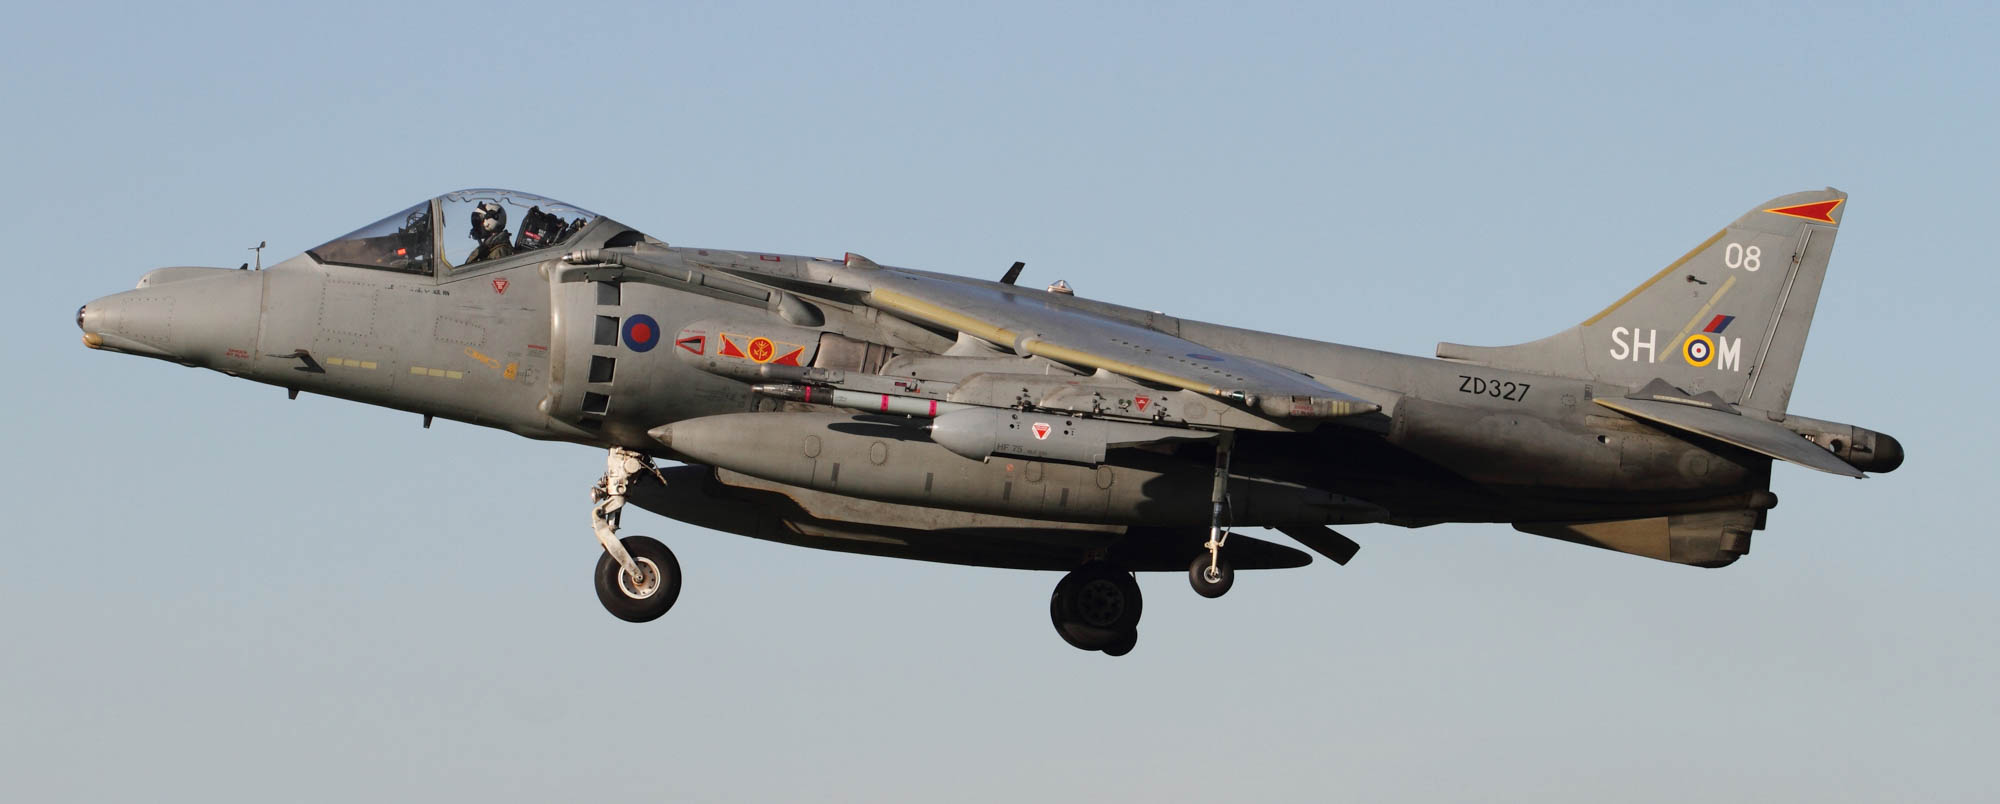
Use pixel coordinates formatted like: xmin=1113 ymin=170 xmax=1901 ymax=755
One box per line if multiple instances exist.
xmin=1050 ymin=562 xmax=1142 ymax=651
xmin=1188 ymin=553 xmax=1234 ymax=599
xmin=1100 ymin=628 xmax=1137 ymax=657
xmin=594 ymin=535 xmax=682 ymax=623
xmin=1049 ymin=573 xmax=1105 ymax=651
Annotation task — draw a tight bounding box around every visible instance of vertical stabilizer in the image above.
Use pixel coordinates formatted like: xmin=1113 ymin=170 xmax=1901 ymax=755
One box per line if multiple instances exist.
xmin=1436 ymin=189 xmax=1846 ymax=416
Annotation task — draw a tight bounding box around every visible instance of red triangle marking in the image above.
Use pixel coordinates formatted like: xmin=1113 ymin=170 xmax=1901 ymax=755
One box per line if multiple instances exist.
xmin=1765 ymin=199 xmax=1842 ymax=224
xmin=676 ymin=336 xmax=705 ymax=355
xmin=773 ymin=347 xmax=804 ymax=367
xmin=719 ymin=334 xmax=745 ymax=358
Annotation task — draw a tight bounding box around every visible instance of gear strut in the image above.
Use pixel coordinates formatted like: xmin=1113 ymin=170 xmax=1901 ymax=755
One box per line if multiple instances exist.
xmin=591 ymin=447 xmax=659 ymax=579
xmin=1192 ymin=432 xmax=1237 ymax=598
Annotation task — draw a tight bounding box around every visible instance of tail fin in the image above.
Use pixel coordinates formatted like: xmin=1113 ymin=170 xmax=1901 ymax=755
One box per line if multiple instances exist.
xmin=1437 ymin=188 xmax=1847 ymax=415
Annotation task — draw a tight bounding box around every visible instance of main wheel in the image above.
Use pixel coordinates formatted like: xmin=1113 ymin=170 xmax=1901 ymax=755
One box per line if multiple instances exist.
xmin=1100 ymin=628 xmax=1138 ymax=657
xmin=594 ymin=535 xmax=682 ymax=622
xmin=1188 ymin=553 xmax=1234 ymax=599
xmin=1050 ymin=562 xmax=1142 ymax=651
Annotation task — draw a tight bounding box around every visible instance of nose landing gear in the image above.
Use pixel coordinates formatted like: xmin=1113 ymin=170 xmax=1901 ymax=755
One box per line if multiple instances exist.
xmin=590 ymin=447 xmax=681 ymax=623
xmin=1050 ymin=561 xmax=1142 ymax=655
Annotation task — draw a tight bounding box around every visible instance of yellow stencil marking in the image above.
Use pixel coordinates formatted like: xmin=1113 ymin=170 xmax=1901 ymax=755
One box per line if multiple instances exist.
xmin=504 ymin=362 xmax=518 ymax=380
xmin=463 ymin=347 xmax=501 ymax=370
xmin=1582 ymin=230 xmax=1727 ymax=327
xmin=1656 ymin=274 xmax=1738 ymax=363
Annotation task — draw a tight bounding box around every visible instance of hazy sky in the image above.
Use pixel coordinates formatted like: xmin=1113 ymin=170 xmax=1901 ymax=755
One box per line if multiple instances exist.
xmin=5 ymin=2 xmax=1995 ymax=802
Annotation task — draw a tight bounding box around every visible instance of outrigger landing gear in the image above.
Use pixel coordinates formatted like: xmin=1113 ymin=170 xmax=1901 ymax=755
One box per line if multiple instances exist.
xmin=1049 ymin=561 xmax=1142 ymax=655
xmin=1190 ymin=433 xmax=1237 ymax=599
xmin=590 ymin=447 xmax=681 ymax=623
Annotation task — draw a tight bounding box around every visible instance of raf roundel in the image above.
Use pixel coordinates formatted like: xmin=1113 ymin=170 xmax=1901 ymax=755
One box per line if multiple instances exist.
xmin=1683 ymin=333 xmax=1714 ymax=367
xmin=623 ymin=314 xmax=661 ymax=352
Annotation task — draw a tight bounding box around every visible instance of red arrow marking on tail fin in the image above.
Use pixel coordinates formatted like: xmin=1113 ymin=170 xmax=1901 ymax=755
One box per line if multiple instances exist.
xmin=1764 ymin=199 xmax=1842 ymax=224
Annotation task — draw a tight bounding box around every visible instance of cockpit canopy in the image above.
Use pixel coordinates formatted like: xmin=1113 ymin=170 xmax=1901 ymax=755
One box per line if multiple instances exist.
xmin=309 ymin=189 xmax=599 ymax=275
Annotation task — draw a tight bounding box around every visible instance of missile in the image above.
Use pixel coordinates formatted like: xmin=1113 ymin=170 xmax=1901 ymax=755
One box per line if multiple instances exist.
xmin=751 ymin=383 xmax=973 ymax=417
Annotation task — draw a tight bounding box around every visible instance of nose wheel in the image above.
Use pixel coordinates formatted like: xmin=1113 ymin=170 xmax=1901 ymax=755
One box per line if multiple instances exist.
xmin=595 ymin=535 xmax=682 ymax=622
xmin=1050 ymin=561 xmax=1142 ymax=655
xmin=589 ymin=447 xmax=681 ymax=622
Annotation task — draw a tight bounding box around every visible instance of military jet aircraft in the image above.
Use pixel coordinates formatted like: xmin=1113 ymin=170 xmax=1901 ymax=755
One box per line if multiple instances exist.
xmin=79 ymin=187 xmax=1902 ymax=655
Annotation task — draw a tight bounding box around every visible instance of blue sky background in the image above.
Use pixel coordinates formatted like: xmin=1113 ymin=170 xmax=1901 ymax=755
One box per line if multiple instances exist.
xmin=4 ymin=2 xmax=1995 ymax=801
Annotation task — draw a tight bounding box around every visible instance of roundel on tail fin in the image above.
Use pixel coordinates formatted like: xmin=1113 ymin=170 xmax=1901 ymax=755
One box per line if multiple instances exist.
xmin=1683 ymin=334 xmax=1714 ymax=367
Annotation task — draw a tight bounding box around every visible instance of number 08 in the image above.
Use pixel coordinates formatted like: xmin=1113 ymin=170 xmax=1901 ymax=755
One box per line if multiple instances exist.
xmin=1724 ymin=242 xmax=1761 ymax=271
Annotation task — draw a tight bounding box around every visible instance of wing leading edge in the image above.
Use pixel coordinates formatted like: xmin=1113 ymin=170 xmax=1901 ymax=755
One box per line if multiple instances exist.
xmin=864 ymin=276 xmax=1376 ymax=420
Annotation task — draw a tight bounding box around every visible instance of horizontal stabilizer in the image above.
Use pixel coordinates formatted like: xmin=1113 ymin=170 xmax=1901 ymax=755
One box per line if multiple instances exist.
xmin=1593 ymin=396 xmax=1862 ymax=477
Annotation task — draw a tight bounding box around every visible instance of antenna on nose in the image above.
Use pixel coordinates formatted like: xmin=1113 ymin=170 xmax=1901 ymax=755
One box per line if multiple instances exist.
xmin=248 ymin=240 xmax=267 ymax=270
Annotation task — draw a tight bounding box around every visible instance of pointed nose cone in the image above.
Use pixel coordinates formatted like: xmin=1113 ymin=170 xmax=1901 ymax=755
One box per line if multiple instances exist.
xmin=80 ymin=268 xmax=263 ymax=367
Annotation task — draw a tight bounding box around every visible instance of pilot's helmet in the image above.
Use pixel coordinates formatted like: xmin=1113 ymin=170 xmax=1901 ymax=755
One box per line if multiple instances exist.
xmin=471 ymin=202 xmax=507 ymax=237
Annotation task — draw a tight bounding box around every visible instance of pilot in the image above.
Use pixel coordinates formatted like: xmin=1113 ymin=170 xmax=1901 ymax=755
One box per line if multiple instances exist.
xmin=464 ymin=202 xmax=515 ymax=265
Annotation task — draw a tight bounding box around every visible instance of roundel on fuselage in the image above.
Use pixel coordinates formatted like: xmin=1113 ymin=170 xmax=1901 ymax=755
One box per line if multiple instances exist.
xmin=623 ymin=314 xmax=661 ymax=352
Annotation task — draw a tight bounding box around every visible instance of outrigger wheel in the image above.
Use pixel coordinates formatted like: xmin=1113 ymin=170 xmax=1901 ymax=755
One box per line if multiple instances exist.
xmin=594 ymin=535 xmax=682 ymax=622
xmin=1188 ymin=553 xmax=1235 ymax=599
xmin=1049 ymin=561 xmax=1142 ymax=654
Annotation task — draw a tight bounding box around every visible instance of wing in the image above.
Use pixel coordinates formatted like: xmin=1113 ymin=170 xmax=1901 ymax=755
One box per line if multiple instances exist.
xmin=838 ymin=260 xmax=1376 ymax=420
xmin=570 ymin=247 xmax=1377 ymax=421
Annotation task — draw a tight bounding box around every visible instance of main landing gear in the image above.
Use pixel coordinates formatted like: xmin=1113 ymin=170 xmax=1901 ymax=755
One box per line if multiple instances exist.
xmin=1050 ymin=561 xmax=1142 ymax=656
xmin=591 ymin=447 xmax=681 ymax=622
xmin=1049 ymin=436 xmax=1241 ymax=656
